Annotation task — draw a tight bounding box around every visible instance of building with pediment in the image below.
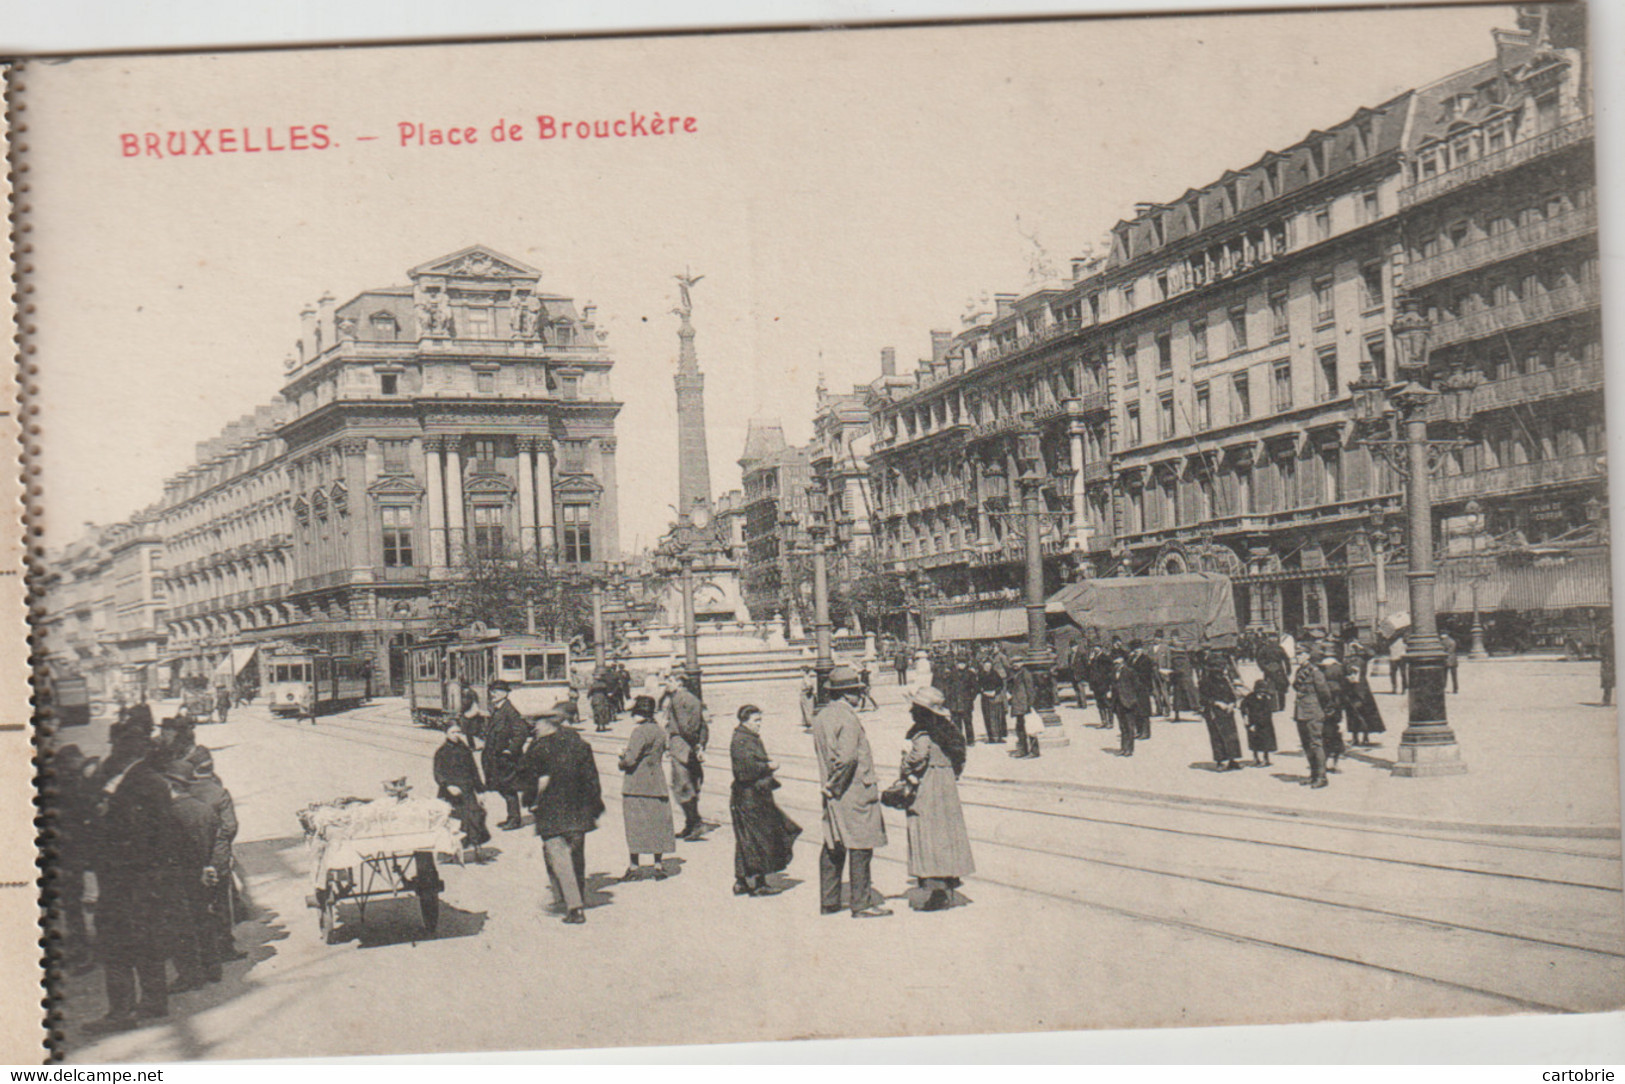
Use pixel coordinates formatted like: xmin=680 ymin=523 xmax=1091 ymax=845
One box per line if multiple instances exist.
xmin=45 ymin=245 xmax=623 ymax=700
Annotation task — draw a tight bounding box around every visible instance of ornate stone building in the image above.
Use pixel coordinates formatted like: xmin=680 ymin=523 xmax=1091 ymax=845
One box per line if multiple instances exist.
xmin=45 ymin=245 xmax=623 ymax=697
xmin=737 ymin=419 xmax=810 ymax=624
xmin=866 ymin=13 xmax=1601 ymax=647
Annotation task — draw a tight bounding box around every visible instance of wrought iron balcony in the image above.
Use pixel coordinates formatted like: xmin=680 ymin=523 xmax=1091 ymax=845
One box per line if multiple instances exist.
xmin=1406 ymin=205 xmax=1597 ymax=287
xmin=1434 ymin=453 xmax=1604 ymax=502
xmin=1400 ymin=115 xmax=1594 ymax=209
xmin=1470 ymin=358 xmax=1604 ymax=413
xmin=1429 ymin=281 xmax=1599 ymax=348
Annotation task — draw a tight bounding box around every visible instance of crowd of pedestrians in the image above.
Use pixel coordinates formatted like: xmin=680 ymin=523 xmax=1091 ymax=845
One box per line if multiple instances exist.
xmin=49 ymin=704 xmax=245 ymax=1033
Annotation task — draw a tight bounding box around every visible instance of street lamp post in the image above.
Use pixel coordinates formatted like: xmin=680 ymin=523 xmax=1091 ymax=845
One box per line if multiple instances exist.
xmin=591 ymin=581 xmax=607 ymax=669
xmin=805 ymin=485 xmax=835 ymax=705
xmin=1015 ymin=413 xmax=1066 ymax=746
xmin=1349 ymin=294 xmax=1470 ymax=777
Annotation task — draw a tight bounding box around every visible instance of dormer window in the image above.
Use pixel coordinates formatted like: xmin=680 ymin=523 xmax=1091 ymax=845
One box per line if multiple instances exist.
xmin=370 ymin=312 xmax=399 ymax=341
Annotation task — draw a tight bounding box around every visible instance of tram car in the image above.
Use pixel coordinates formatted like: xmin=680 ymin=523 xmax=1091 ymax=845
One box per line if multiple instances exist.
xmin=407 ymin=632 xmax=573 ymax=729
xmin=265 ymin=650 xmax=372 ymax=717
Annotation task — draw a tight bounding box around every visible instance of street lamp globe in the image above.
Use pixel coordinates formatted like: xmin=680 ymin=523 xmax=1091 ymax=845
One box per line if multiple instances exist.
xmin=1392 ymin=294 xmax=1433 ymax=376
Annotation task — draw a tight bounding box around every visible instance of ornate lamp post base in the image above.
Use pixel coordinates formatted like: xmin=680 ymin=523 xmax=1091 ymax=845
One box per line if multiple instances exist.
xmin=1390 ymin=654 xmax=1466 ymax=777
xmin=1392 ymin=741 xmax=1468 ymax=777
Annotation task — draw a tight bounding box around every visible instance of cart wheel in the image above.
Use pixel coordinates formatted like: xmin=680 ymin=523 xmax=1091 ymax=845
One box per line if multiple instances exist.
xmin=414 ymin=851 xmax=440 ymax=934
xmin=319 ymin=896 xmax=339 ymax=944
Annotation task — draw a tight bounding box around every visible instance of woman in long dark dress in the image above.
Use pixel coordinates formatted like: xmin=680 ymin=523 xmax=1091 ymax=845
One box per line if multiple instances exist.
xmin=1240 ymin=679 xmax=1278 ymax=767
xmin=433 ymin=723 xmax=491 ymax=852
xmin=729 ymin=704 xmax=801 ymax=896
xmin=1196 ymin=650 xmax=1244 ymax=772
xmin=1341 ymin=645 xmax=1386 ymax=746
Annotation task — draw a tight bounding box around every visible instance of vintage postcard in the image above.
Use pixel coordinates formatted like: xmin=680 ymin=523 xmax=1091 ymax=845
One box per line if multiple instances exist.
xmin=13 ymin=1 xmax=1624 ymax=1064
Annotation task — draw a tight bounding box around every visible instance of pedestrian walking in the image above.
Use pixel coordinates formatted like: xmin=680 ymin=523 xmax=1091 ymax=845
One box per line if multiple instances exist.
xmin=1387 ymin=635 xmax=1407 ymax=694
xmin=1317 ymin=650 xmax=1347 ymax=772
xmin=618 ymin=695 xmax=675 ymax=881
xmin=1127 ymin=641 xmax=1157 ymax=741
xmin=894 ymin=646 xmax=912 ymax=685
xmin=521 ymin=704 xmax=605 ymax=925
xmin=1601 ymin=626 xmax=1615 ymax=706
xmin=1168 ymin=640 xmax=1201 ymax=721
xmin=857 ymin=662 xmax=879 ymax=711
xmin=1066 ymin=641 xmax=1092 ymax=712
xmin=1293 ymin=651 xmax=1332 ymax=789
xmin=729 ymin=704 xmax=801 ymax=897
xmin=1112 ymin=643 xmax=1153 ymax=757
xmin=797 ymin=667 xmax=817 ymax=730
xmin=483 ymin=680 xmax=532 ymax=831
xmin=185 ymin=749 xmax=245 ymax=965
xmin=810 ymin=666 xmax=891 ymax=918
xmin=589 ymin=668 xmax=613 ymax=732
xmin=1240 ymin=679 xmax=1277 ymax=767
xmin=898 ymin=687 xmax=975 ymax=911
xmin=1196 ymin=650 xmax=1243 ymax=772
xmin=1150 ymin=633 xmax=1172 ymax=718
xmin=214 ymin=685 xmax=231 ymax=726
xmin=942 ymin=654 xmax=978 ymax=747
xmin=1442 ymin=632 xmax=1460 ymax=694
xmin=1087 ymin=643 xmax=1116 ymax=730
xmin=1007 ymin=661 xmax=1040 ymax=759
xmin=160 ymin=756 xmax=223 ymax=989
xmin=1256 ymin=633 xmax=1291 ymax=709
xmin=977 ymin=656 xmax=1008 ymax=744
xmin=664 ymin=673 xmax=710 ymax=840
xmin=1341 ymin=645 xmax=1386 ymax=746
xmin=433 ymin=723 xmax=491 ymax=853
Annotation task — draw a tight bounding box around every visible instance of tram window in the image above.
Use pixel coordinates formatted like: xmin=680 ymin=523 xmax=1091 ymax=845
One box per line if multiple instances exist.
xmin=524 ymin=654 xmax=548 ymax=681
xmin=501 ymin=653 xmax=524 ymax=674
xmin=546 ymin=653 xmax=568 ymax=682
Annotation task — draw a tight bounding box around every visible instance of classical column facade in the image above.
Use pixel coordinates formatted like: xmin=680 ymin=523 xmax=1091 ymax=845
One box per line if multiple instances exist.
xmin=536 ymin=439 xmax=556 ymax=555
xmin=424 ymin=437 xmax=447 ymax=569
xmin=517 ymin=438 xmax=538 ymax=556
xmin=1068 ymin=423 xmax=1090 ymax=551
xmin=445 ymin=441 xmax=466 ymax=563
xmin=340 ymin=438 xmax=373 ymax=570
xmin=599 ymin=437 xmax=620 ymax=562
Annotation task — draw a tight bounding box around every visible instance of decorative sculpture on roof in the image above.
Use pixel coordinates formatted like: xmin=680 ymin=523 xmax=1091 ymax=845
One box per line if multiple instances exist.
xmin=416 ymin=290 xmax=454 ymax=337
xmin=511 ymin=290 xmax=543 ymax=340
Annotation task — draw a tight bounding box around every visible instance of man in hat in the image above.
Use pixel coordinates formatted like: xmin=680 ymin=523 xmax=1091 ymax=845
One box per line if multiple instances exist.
xmin=942 ymin=652 xmax=978 ymax=747
xmin=1293 ymin=647 xmax=1333 ymax=789
xmin=482 ymin=680 xmax=531 ymax=830
xmin=810 ymin=665 xmax=891 ymax=918
xmin=157 ymin=715 xmax=211 ymax=778
xmin=1112 ymin=640 xmax=1155 ymax=757
xmin=664 ymin=672 xmax=710 ymax=840
xmin=521 ymin=703 xmax=605 ymax=925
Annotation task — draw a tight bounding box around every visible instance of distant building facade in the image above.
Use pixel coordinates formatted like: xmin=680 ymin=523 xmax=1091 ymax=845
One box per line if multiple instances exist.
xmin=737 ymin=420 xmax=811 ymax=624
xmin=42 ymin=245 xmax=623 ymax=698
xmin=866 ymin=13 xmax=1601 ymax=648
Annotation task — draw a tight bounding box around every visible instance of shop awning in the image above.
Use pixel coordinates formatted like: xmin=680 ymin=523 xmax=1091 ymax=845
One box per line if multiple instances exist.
xmin=213 ymin=646 xmax=259 ymax=680
xmin=930 ymin=606 xmax=1029 ymax=642
xmin=1046 ymin=572 xmax=1240 ymax=647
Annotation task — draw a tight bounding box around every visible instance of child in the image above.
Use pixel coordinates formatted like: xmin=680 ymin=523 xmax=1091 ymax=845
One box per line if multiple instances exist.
xmin=1240 ymin=679 xmax=1278 ymax=768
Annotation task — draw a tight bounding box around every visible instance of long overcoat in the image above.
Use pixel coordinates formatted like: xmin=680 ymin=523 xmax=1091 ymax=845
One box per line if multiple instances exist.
xmin=1292 ymin=662 xmax=1332 ymax=723
xmin=481 ymin=699 xmax=530 ymax=795
xmin=618 ymin=721 xmax=670 ymax=798
xmin=901 ymin=731 xmax=974 ymax=880
xmin=1342 ymin=655 xmax=1386 ymax=734
xmin=729 ymin=726 xmax=801 ymax=879
xmin=665 ymin=686 xmax=708 ymax=804
xmin=810 ymin=699 xmax=886 ymax=850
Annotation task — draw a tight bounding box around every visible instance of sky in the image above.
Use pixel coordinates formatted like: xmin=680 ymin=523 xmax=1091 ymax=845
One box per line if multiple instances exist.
xmin=27 ymin=4 xmax=1517 ymax=554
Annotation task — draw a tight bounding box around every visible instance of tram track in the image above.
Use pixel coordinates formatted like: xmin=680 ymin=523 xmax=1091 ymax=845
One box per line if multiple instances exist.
xmin=259 ymin=707 xmax=1625 ymax=1009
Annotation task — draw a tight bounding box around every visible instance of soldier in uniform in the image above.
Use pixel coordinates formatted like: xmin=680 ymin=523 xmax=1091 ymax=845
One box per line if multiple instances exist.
xmin=810 ymin=666 xmax=891 ymax=918
xmin=664 ymin=673 xmax=710 ymax=840
xmin=482 ymin=680 xmax=532 ymax=830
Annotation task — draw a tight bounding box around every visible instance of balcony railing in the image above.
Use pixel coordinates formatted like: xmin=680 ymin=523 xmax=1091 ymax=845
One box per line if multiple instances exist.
xmin=1080 ymin=461 xmax=1112 ymax=484
xmin=1430 ymin=281 xmax=1599 ymax=348
xmin=1400 ymin=115 xmax=1594 ymax=208
xmin=1470 ymin=358 xmax=1604 ymax=413
xmin=1434 ymin=454 xmax=1604 ymax=502
xmin=1407 ymin=205 xmax=1596 ymax=287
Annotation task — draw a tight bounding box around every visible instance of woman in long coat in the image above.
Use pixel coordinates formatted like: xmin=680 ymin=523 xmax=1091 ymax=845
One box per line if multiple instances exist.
xmin=1196 ymin=650 xmax=1244 ymax=772
xmin=729 ymin=704 xmax=802 ymax=896
xmin=617 ymin=695 xmax=675 ymax=880
xmin=900 ymin=687 xmax=975 ymax=912
xmin=1341 ymin=646 xmax=1386 ymax=746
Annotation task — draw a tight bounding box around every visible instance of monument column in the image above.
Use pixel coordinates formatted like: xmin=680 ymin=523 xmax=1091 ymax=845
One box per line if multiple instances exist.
xmin=672 ymin=270 xmax=713 ymax=519
xmin=445 ymin=440 xmax=466 ymax=563
xmin=424 ymin=437 xmax=447 ymax=569
xmin=536 ymin=439 xmax=556 ymax=556
xmin=517 ymin=438 xmax=538 ymax=556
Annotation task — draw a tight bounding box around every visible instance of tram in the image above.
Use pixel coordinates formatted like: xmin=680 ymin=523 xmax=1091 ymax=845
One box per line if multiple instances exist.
xmin=265 ymin=649 xmax=372 ymax=717
xmin=407 ymin=631 xmax=574 ymax=728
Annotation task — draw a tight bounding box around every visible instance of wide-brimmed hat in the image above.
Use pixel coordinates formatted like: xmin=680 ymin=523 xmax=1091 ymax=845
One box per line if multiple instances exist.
xmin=824 ymin=665 xmax=864 ymax=691
xmin=905 ymin=686 xmax=950 ymax=717
xmin=630 ymin=695 xmax=657 ymax=719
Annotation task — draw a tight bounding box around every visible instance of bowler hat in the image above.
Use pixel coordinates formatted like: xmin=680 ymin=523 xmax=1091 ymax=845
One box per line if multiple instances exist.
xmin=905 ymin=685 xmax=950 ymax=717
xmin=824 ymin=665 xmax=864 ymax=691
xmin=630 ymin=695 xmax=657 ymax=719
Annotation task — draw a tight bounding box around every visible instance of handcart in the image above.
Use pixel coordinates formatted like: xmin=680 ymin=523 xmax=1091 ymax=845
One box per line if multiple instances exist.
xmin=300 ymin=793 xmax=462 ymax=944
xmin=312 ymin=830 xmax=453 ymax=944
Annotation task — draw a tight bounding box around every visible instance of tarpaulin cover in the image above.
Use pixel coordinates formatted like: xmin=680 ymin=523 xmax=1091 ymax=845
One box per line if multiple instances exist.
xmin=1045 ymin=572 xmax=1240 ymax=647
xmin=930 ymin=606 xmax=1029 ymax=643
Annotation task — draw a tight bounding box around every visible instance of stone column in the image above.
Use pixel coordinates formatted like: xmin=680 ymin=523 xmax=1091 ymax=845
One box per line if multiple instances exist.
xmin=536 ymin=440 xmax=556 ymax=555
xmin=517 ymin=438 xmax=538 ymax=556
xmin=1069 ymin=424 xmax=1090 ymax=550
xmin=340 ymin=439 xmax=373 ymax=572
xmin=424 ymin=438 xmax=447 ymax=569
xmin=598 ymin=437 xmax=620 ymax=562
xmin=445 ymin=441 xmax=466 ymax=563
